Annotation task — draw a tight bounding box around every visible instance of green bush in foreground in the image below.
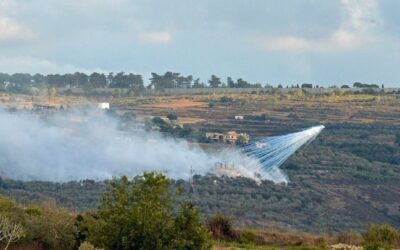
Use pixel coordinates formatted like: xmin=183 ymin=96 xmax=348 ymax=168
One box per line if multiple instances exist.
xmin=81 ymin=173 xmax=212 ymax=250
xmin=363 ymin=224 xmax=400 ymax=250
xmin=0 ymin=197 xmax=77 ymax=250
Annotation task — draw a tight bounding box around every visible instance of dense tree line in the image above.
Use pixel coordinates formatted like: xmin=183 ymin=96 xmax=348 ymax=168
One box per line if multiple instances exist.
xmin=0 ymin=72 xmax=387 ymax=94
xmin=0 ymin=72 xmax=265 ymax=92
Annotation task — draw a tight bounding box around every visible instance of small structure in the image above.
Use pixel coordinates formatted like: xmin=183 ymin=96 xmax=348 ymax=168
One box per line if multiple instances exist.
xmin=206 ymin=132 xmax=225 ymax=142
xmin=212 ymin=162 xmax=243 ymax=178
xmin=32 ymin=104 xmax=57 ymax=111
xmin=97 ymin=102 xmax=110 ymax=110
xmin=206 ymin=131 xmax=250 ymax=144
xmin=225 ymin=131 xmax=238 ymax=144
xmin=234 ymin=115 xmax=244 ymax=120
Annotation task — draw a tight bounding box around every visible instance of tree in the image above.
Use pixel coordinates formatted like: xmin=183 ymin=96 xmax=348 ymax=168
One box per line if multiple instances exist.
xmin=150 ymin=72 xmax=179 ymax=90
xmin=176 ymin=75 xmax=193 ymax=88
xmin=192 ymin=78 xmax=205 ymax=88
xmin=89 ymin=73 xmax=107 ymax=88
xmin=46 ymin=87 xmax=57 ymax=99
xmin=86 ymin=173 xmax=211 ymax=250
xmin=227 ymin=77 xmax=236 ymax=88
xmin=0 ymin=216 xmax=24 ymax=250
xmin=172 ymin=203 xmax=212 ymax=249
xmin=301 ymin=83 xmax=313 ymax=88
xmin=208 ymin=75 xmax=222 ymax=88
xmin=236 ymin=78 xmax=251 ymax=88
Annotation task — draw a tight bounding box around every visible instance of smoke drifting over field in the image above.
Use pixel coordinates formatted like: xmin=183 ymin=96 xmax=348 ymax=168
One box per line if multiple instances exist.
xmin=0 ymin=108 xmax=323 ymax=183
xmin=0 ymin=108 xmax=219 ymax=181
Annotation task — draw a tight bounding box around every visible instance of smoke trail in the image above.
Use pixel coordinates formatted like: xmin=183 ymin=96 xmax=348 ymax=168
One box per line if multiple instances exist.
xmin=241 ymin=125 xmax=325 ymax=183
xmin=0 ymin=108 xmax=323 ymax=184
xmin=0 ymin=108 xmax=219 ymax=181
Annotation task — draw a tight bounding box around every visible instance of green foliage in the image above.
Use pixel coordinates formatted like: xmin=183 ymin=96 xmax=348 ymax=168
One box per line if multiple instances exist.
xmin=220 ymin=96 xmax=233 ymax=103
xmin=79 ymin=241 xmax=104 ymax=250
xmin=0 ymin=196 xmax=77 ymax=249
xmin=395 ymin=133 xmax=400 ymax=146
xmin=166 ymin=113 xmax=178 ymax=121
xmin=24 ymin=205 xmax=77 ymax=249
xmin=239 ymin=229 xmax=258 ymax=244
xmin=207 ymin=215 xmax=238 ymax=241
xmin=85 ymin=173 xmax=211 ymax=250
xmin=353 ymin=82 xmax=380 ymax=88
xmin=0 ymin=196 xmax=25 ymax=223
xmin=208 ymin=75 xmax=222 ymax=88
xmin=363 ymin=224 xmax=400 ymax=250
xmin=301 ymin=83 xmax=313 ymax=88
xmin=152 ymin=116 xmax=167 ymax=126
xmin=172 ymin=203 xmax=212 ymax=250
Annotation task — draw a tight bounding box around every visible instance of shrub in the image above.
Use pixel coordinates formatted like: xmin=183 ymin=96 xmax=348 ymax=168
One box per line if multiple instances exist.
xmin=166 ymin=113 xmax=178 ymax=121
xmin=395 ymin=133 xmax=400 ymax=146
xmin=239 ymin=229 xmax=258 ymax=244
xmin=79 ymin=241 xmax=104 ymax=250
xmin=220 ymin=96 xmax=233 ymax=103
xmin=207 ymin=215 xmax=238 ymax=241
xmin=363 ymin=224 xmax=400 ymax=250
xmin=152 ymin=116 xmax=166 ymax=126
xmin=25 ymin=205 xmax=77 ymax=250
xmin=85 ymin=173 xmax=211 ymax=250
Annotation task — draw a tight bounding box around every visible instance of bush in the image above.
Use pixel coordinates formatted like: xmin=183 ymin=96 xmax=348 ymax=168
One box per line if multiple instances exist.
xmin=395 ymin=133 xmax=400 ymax=146
xmin=239 ymin=229 xmax=259 ymax=244
xmin=207 ymin=215 xmax=238 ymax=241
xmin=220 ymin=96 xmax=233 ymax=103
xmin=0 ymin=196 xmax=77 ymax=250
xmin=152 ymin=116 xmax=166 ymax=126
xmin=363 ymin=224 xmax=400 ymax=250
xmin=79 ymin=241 xmax=104 ymax=250
xmin=166 ymin=113 xmax=178 ymax=121
xmin=25 ymin=205 xmax=77 ymax=250
xmin=85 ymin=173 xmax=211 ymax=250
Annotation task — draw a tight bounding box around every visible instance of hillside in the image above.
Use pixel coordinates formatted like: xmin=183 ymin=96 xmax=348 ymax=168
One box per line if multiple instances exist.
xmin=0 ymin=90 xmax=399 ymax=232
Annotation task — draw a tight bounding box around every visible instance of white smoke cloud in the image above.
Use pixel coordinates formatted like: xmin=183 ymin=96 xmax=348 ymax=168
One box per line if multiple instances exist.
xmin=0 ymin=108 xmax=320 ymax=184
xmin=0 ymin=108 xmax=219 ymax=181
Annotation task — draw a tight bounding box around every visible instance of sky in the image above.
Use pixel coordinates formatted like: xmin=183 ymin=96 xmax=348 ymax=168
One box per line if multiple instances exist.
xmin=0 ymin=0 xmax=400 ymax=86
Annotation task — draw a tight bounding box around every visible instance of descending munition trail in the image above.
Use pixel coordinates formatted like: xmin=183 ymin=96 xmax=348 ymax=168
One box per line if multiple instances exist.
xmin=241 ymin=125 xmax=325 ymax=182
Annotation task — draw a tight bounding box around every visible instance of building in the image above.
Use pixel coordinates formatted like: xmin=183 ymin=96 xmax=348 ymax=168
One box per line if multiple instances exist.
xmin=225 ymin=131 xmax=238 ymax=144
xmin=234 ymin=115 xmax=244 ymax=120
xmin=32 ymin=104 xmax=57 ymax=111
xmin=97 ymin=102 xmax=110 ymax=110
xmin=206 ymin=132 xmax=225 ymax=142
xmin=206 ymin=131 xmax=250 ymax=144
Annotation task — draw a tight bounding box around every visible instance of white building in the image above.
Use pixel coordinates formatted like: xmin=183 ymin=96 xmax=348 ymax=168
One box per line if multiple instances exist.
xmin=234 ymin=115 xmax=244 ymax=120
xmin=97 ymin=102 xmax=110 ymax=110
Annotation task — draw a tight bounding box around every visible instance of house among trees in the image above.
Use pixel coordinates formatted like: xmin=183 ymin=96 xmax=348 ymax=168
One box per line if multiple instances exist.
xmin=206 ymin=131 xmax=250 ymax=144
xmin=205 ymin=132 xmax=225 ymax=142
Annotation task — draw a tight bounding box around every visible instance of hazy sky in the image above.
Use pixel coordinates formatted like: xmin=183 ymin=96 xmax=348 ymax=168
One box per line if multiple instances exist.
xmin=0 ymin=0 xmax=400 ymax=86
